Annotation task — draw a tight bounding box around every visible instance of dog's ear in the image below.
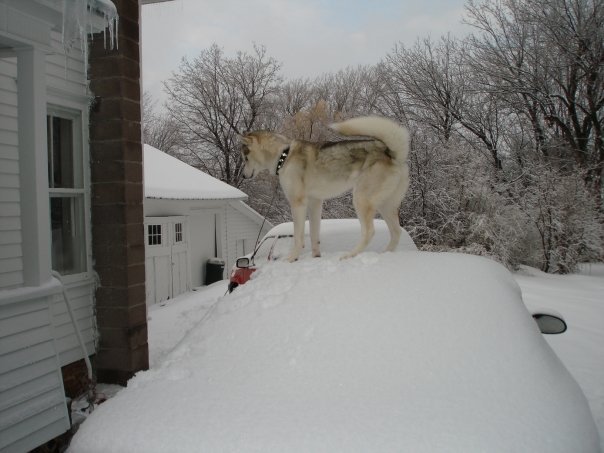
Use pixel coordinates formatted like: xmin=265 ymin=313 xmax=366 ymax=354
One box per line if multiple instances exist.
xmin=240 ymin=134 xmax=255 ymax=148
xmin=239 ymin=134 xmax=254 ymax=156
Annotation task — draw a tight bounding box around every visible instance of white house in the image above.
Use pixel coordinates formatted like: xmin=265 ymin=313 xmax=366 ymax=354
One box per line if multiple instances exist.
xmin=144 ymin=144 xmax=272 ymax=305
xmin=1 ymin=1 xmax=269 ymax=449
xmin=0 ymin=0 xmax=149 ymax=451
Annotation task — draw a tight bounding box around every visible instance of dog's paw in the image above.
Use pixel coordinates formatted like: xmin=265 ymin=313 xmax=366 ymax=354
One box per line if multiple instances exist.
xmin=287 ymin=254 xmax=299 ymax=263
xmin=312 ymin=251 xmax=321 ymax=258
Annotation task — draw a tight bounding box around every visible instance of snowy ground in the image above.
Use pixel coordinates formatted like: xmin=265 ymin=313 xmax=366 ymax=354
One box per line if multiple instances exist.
xmin=67 ymin=253 xmax=602 ymax=452
xmin=147 ymin=283 xmax=228 ymax=368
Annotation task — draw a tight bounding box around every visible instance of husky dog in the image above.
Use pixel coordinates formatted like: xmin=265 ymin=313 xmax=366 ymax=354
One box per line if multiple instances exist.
xmin=240 ymin=116 xmax=410 ymax=262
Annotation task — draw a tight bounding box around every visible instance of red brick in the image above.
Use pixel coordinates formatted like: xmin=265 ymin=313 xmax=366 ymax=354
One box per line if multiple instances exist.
xmin=61 ymin=358 xmax=93 ymax=398
xmin=90 ymin=140 xmax=142 ymax=163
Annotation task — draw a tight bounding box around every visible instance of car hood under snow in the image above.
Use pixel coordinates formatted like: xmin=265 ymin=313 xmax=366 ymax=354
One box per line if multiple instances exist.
xmin=69 ymin=252 xmax=599 ymax=453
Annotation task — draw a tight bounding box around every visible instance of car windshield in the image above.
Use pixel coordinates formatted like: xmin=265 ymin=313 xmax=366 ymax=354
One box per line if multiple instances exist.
xmin=251 ymin=237 xmax=275 ymax=265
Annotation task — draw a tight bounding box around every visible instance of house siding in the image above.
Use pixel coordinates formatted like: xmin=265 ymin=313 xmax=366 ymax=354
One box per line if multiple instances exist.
xmin=0 ymin=8 xmax=97 ymax=452
xmin=46 ymin=31 xmax=88 ymax=94
xmin=226 ymin=204 xmax=256 ymax=270
xmin=225 ymin=202 xmax=273 ymax=272
xmin=0 ymin=284 xmax=71 ymax=453
xmin=0 ymin=56 xmax=23 ymax=290
xmin=50 ymin=281 xmax=96 ymax=367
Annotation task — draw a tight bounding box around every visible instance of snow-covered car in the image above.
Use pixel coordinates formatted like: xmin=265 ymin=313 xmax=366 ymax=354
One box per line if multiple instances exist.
xmin=69 ymin=251 xmax=600 ymax=453
xmin=228 ymin=218 xmax=418 ymax=292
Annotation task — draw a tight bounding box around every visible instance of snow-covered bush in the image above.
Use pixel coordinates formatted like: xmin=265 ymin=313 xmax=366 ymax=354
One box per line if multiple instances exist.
xmin=511 ymin=163 xmax=604 ymax=273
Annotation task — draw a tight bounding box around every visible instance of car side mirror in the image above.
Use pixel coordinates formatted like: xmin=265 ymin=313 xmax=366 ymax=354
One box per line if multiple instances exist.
xmin=236 ymin=257 xmax=250 ymax=268
xmin=532 ymin=313 xmax=567 ymax=335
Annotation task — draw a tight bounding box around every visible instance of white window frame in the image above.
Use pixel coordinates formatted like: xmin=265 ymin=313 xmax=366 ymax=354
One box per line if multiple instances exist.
xmin=147 ymin=223 xmax=164 ymax=247
xmin=174 ymin=222 xmax=183 ymax=244
xmin=47 ymin=104 xmax=92 ymax=283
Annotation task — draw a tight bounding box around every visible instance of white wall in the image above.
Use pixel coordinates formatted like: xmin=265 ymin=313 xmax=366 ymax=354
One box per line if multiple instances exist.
xmin=0 ymin=28 xmax=90 ymax=290
xmin=0 ymin=28 xmax=95 ymax=361
xmin=189 ymin=208 xmax=221 ymax=287
xmin=145 ymin=199 xmax=222 ymax=288
xmin=0 ymin=10 xmax=94 ymax=450
xmin=224 ymin=202 xmax=273 ymax=271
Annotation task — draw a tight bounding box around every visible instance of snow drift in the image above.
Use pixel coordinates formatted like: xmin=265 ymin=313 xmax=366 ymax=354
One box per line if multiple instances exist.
xmin=68 ymin=252 xmax=599 ymax=452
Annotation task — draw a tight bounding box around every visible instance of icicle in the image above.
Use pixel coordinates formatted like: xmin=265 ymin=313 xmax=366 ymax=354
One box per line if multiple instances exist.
xmin=88 ymin=0 xmax=119 ymax=50
xmin=61 ymin=0 xmax=119 ymax=77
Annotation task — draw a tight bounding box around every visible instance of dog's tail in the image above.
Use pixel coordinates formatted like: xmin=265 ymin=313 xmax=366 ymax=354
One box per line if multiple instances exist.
xmin=330 ymin=116 xmax=410 ymax=164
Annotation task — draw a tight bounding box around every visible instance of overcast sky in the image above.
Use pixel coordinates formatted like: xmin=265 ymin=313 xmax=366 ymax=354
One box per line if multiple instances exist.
xmin=141 ymin=0 xmax=471 ymax=105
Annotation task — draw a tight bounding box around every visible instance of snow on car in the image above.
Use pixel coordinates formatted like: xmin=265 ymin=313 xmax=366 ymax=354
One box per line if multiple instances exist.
xmin=228 ymin=218 xmax=418 ymax=291
xmin=68 ymin=251 xmax=600 ymax=453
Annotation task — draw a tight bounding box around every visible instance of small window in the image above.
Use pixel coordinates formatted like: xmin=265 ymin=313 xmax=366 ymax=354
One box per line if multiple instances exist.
xmin=175 ymin=223 xmax=183 ymax=243
xmin=148 ymin=224 xmax=162 ymax=245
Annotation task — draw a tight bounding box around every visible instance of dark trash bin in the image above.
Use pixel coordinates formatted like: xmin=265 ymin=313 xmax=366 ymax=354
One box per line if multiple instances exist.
xmin=205 ymin=258 xmax=225 ymax=285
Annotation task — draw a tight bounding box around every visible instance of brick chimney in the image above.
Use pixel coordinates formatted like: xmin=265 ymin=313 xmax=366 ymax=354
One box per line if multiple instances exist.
xmin=88 ymin=0 xmax=148 ymax=385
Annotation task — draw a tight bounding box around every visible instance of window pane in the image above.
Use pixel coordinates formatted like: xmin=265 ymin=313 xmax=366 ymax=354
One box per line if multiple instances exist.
xmin=51 ymin=196 xmax=86 ymax=275
xmin=175 ymin=223 xmax=183 ymax=243
xmin=148 ymin=224 xmax=162 ymax=245
xmin=47 ymin=116 xmax=75 ymax=188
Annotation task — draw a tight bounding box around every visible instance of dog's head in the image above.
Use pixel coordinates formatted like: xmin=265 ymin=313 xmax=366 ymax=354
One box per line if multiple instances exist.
xmin=240 ymin=131 xmax=289 ymax=179
xmin=240 ymin=132 xmax=263 ymax=179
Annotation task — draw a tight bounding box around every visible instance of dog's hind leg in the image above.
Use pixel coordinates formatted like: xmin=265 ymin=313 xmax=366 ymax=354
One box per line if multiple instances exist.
xmin=378 ymin=204 xmax=402 ymax=252
xmin=341 ymin=193 xmax=376 ymax=260
xmin=377 ymin=169 xmax=408 ymax=252
xmin=308 ymin=197 xmax=323 ymax=257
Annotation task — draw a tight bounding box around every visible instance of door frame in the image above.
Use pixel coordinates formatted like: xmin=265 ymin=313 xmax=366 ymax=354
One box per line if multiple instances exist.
xmin=144 ymin=216 xmax=190 ymax=305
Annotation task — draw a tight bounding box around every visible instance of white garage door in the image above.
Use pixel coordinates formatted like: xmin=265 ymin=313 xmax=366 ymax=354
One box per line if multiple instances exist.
xmin=145 ymin=216 xmax=190 ymax=306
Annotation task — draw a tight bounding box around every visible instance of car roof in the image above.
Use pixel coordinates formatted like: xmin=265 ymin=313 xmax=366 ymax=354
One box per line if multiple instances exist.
xmin=263 ymin=218 xmax=417 ymax=253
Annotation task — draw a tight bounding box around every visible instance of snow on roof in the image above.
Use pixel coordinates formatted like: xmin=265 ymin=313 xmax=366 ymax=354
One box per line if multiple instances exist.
xmin=144 ymin=144 xmax=246 ymax=201
xmin=262 ymin=219 xmax=417 ymax=254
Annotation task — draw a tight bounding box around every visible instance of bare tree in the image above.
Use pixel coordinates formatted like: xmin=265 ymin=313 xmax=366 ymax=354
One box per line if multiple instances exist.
xmin=164 ymin=44 xmax=281 ymax=186
xmin=142 ymin=91 xmax=183 ymax=153
xmin=384 ymin=36 xmax=467 ymax=142
xmin=279 ymin=78 xmax=313 ymax=117
xmin=384 ymin=35 xmax=509 ymax=169
xmin=466 ymin=0 xmax=604 ymax=197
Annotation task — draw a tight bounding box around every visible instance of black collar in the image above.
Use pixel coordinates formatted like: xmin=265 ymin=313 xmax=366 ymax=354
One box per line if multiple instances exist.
xmin=275 ymin=147 xmax=290 ymax=175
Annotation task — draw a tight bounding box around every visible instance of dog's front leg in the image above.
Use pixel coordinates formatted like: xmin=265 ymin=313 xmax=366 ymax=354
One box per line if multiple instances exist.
xmin=287 ymin=202 xmax=307 ymax=262
xmin=308 ymin=197 xmax=322 ymax=257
